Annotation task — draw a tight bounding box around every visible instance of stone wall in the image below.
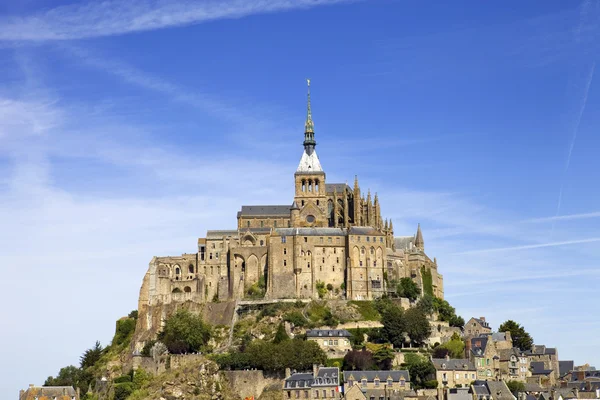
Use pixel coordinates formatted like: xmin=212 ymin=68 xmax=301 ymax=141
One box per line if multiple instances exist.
xmin=222 ymin=370 xmax=280 ymax=400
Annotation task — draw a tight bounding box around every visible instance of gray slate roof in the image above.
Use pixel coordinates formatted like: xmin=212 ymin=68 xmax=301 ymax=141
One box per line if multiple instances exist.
xmin=395 ymin=236 xmax=415 ymax=250
xmin=343 ymin=370 xmax=410 ymax=382
xmin=491 ymin=332 xmax=509 ymax=342
xmin=275 ymin=227 xmax=346 ymax=236
xmin=531 ymin=362 xmax=553 ymax=375
xmin=560 ymin=361 xmax=574 ymax=376
xmin=325 ymin=183 xmax=351 ymax=193
xmin=284 ymin=367 xmax=339 ymax=389
xmin=432 ymin=358 xmax=476 ymax=371
xmin=238 ymin=205 xmax=291 ymax=217
xmin=349 ymin=226 xmax=384 ymax=235
xmin=471 ymin=337 xmax=489 ymax=356
xmin=306 ymin=329 xmax=351 ymax=338
xmin=206 ymin=230 xmax=238 ymax=238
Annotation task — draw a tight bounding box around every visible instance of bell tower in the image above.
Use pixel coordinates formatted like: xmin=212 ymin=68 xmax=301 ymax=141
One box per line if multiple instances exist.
xmin=293 ymin=79 xmax=327 ymax=227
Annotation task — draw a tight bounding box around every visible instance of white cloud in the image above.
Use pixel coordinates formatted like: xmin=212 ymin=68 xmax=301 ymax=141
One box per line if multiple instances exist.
xmin=0 ymin=0 xmax=358 ymax=42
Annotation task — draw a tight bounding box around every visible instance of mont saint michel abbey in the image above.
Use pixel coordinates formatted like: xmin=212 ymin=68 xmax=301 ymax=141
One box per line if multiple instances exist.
xmin=138 ymin=82 xmax=444 ymax=313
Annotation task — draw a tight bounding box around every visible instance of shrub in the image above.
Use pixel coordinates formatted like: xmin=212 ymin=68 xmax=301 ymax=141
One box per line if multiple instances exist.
xmin=158 ymin=309 xmax=211 ymax=354
xmin=141 ymin=340 xmax=156 ymax=357
xmin=326 ymin=283 xmax=334 ymax=291
xmin=284 ymin=311 xmax=307 ymax=327
xmin=316 ymin=281 xmax=327 ymax=299
xmin=114 ymin=382 xmax=134 ymax=400
xmin=420 ymin=267 xmax=433 ymax=297
xmin=113 ymin=375 xmax=131 ymax=384
xmin=113 ymin=318 xmax=136 ymax=346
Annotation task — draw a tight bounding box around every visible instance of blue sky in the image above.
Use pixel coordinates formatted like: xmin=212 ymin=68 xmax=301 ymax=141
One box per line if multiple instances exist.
xmin=1 ymin=0 xmax=599 ymax=397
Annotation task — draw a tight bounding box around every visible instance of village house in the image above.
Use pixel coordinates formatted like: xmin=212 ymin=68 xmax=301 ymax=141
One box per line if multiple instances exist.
xmin=19 ymin=385 xmax=79 ymax=400
xmin=525 ymin=346 xmax=560 ymax=383
xmin=467 ymin=336 xmax=500 ymax=380
xmin=498 ymin=347 xmax=530 ymax=382
xmin=283 ymin=366 xmax=341 ymax=400
xmin=465 ymin=318 xmax=492 ymax=337
xmin=343 ymin=370 xmax=411 ymax=399
xmin=431 ymin=356 xmax=477 ymax=389
xmin=306 ymin=329 xmax=352 ymax=358
xmin=471 ymin=380 xmax=515 ymax=400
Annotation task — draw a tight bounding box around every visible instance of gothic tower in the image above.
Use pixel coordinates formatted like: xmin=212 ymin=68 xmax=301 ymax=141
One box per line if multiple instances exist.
xmin=293 ymin=79 xmax=328 ymax=227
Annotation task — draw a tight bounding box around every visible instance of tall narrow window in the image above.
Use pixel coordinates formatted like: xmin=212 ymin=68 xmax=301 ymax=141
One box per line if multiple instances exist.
xmin=260 ymin=220 xmax=264 ymax=228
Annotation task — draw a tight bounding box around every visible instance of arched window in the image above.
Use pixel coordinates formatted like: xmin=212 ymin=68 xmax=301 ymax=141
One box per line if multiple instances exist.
xmin=184 ymin=286 xmax=191 ymax=293
xmin=188 ymin=264 xmax=194 ymax=274
xmin=361 ymin=247 xmax=365 ymax=254
xmin=260 ymin=240 xmax=264 ymax=246
xmin=302 ymin=179 xmax=306 ymax=192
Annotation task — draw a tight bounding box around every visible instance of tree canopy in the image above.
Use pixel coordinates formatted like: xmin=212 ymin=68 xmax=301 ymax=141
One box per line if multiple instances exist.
xmin=381 ymin=304 xmax=406 ymax=348
xmin=158 ymin=309 xmax=211 ymax=354
xmin=397 ymin=278 xmax=420 ymax=301
xmin=498 ymin=320 xmax=533 ymax=351
xmin=403 ymin=307 xmax=431 ymax=346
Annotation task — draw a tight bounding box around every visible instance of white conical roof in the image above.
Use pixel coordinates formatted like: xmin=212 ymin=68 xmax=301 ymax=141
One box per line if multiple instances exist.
xmin=297 ymin=150 xmax=323 ymax=172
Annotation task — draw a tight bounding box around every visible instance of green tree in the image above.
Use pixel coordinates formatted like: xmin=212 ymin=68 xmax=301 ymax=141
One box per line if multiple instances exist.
xmin=128 ymin=310 xmax=139 ymax=319
xmin=158 ymin=309 xmax=211 ymax=354
xmin=80 ymin=341 xmax=103 ymax=370
xmin=404 ymin=307 xmax=431 ymax=346
xmin=381 ymin=305 xmax=405 ymax=348
xmin=506 ymin=380 xmax=525 ymax=393
xmin=417 ymin=295 xmax=434 ymax=314
xmin=405 ymin=359 xmax=436 ymax=389
xmin=433 ymin=333 xmax=465 ymax=358
xmin=273 ymin=322 xmax=289 ymax=344
xmin=343 ymin=349 xmax=375 ymax=371
xmin=397 ymin=278 xmax=420 ymax=301
xmin=373 ymin=346 xmax=395 ymax=370
xmin=498 ymin=320 xmax=534 ymax=351
xmin=113 ymin=317 xmax=136 ymax=346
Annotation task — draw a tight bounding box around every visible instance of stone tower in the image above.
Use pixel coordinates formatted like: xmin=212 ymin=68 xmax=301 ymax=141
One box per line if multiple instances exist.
xmin=415 ymin=223 xmax=424 ymax=251
xmin=293 ymin=79 xmax=328 ymax=227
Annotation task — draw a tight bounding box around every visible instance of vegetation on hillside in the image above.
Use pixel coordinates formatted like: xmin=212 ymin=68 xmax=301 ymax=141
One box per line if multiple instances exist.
xmin=158 ymin=309 xmax=211 ymax=354
xmin=44 ymin=311 xmax=139 ymax=399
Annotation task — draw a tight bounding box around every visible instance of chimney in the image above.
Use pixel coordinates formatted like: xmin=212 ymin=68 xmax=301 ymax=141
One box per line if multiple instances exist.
xmin=313 ymin=364 xmax=319 ymax=377
xmin=29 ymin=384 xmax=34 ymax=388
xmin=465 ymin=339 xmax=472 ymax=358
xmin=445 ymin=354 xmax=451 ymax=361
xmin=77 ymin=387 xmax=81 ymax=399
xmin=285 ymin=368 xmax=292 ymax=378
xmin=479 ymin=317 xmax=485 ymax=322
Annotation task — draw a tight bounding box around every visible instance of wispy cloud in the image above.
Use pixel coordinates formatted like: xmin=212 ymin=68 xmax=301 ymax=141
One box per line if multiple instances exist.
xmin=453 ymin=237 xmax=600 ymax=255
xmin=525 ymin=210 xmax=600 ymax=223
xmin=0 ymin=0 xmax=357 ymax=42
xmin=552 ymin=60 xmax=596 ymax=232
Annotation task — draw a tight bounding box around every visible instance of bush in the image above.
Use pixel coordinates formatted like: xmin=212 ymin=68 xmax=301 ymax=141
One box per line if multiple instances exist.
xmin=114 ymin=382 xmax=134 ymax=400
xmin=113 ymin=375 xmax=131 ymax=384
xmin=284 ymin=311 xmax=307 ymax=327
xmin=326 ymin=283 xmax=334 ymax=291
xmin=113 ymin=318 xmax=136 ymax=346
xmin=397 ymin=278 xmax=420 ymax=301
xmin=316 ymin=281 xmax=327 ymax=299
xmin=141 ymin=340 xmax=156 ymax=357
xmin=128 ymin=310 xmax=139 ymax=319
xmin=424 ymin=380 xmax=439 ymax=389
xmin=343 ymin=349 xmax=375 ymax=371
xmin=158 ymin=309 xmax=211 ymax=354
xmin=420 ymin=267 xmax=433 ymax=297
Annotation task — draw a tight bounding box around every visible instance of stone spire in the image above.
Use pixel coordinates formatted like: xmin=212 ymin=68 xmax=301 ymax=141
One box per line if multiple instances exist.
xmin=303 ymin=78 xmax=316 ymax=154
xmin=384 ymin=218 xmax=389 ymax=230
xmin=415 ymin=223 xmax=424 ymax=250
xmin=296 ymin=79 xmax=322 ymax=172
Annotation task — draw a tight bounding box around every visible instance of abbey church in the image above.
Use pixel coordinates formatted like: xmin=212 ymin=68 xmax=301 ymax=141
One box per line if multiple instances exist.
xmin=137 ymin=82 xmax=444 ymax=310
